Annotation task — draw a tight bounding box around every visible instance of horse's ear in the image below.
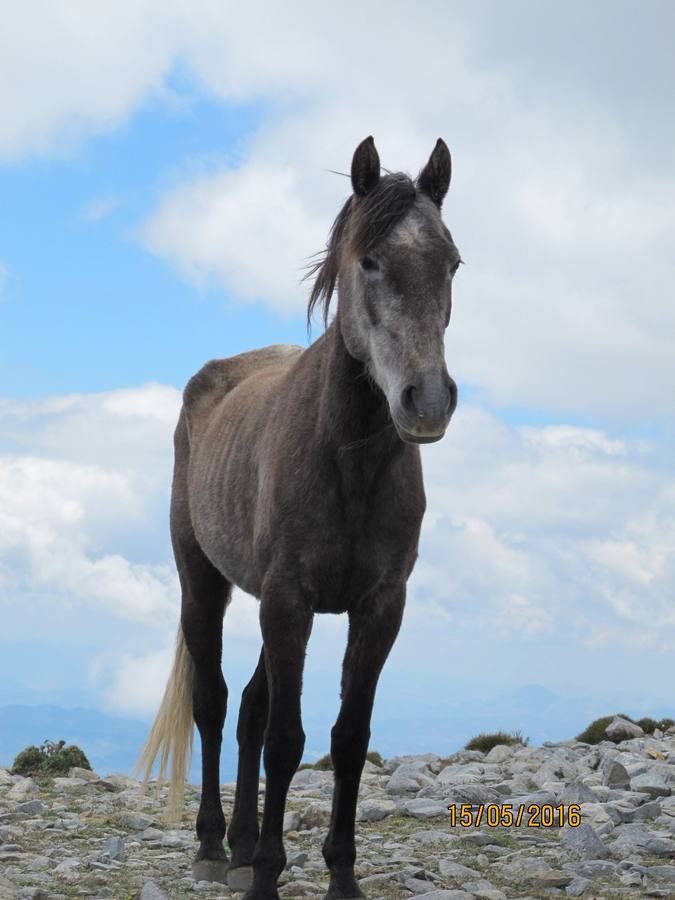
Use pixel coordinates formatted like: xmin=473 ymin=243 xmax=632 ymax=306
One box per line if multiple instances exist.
xmin=351 ymin=136 xmax=380 ymax=196
xmin=417 ymin=138 xmax=451 ymax=208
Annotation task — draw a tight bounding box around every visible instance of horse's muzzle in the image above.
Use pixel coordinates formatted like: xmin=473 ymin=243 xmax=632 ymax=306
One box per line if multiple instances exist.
xmin=394 ymin=370 xmax=457 ymax=442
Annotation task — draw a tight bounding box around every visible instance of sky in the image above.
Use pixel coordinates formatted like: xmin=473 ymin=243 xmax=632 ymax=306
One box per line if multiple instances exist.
xmin=1 ymin=0 xmax=674 ymax=777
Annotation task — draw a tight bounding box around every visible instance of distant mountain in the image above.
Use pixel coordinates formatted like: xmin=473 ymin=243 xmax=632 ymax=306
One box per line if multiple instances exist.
xmin=2 ymin=683 xmax=672 ymax=787
xmin=0 ymin=704 xmax=215 ymax=783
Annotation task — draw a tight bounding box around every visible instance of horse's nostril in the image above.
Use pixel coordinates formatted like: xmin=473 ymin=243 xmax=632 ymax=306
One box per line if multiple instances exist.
xmin=447 ymin=378 xmax=458 ymax=414
xmin=401 ymin=385 xmax=417 ymax=416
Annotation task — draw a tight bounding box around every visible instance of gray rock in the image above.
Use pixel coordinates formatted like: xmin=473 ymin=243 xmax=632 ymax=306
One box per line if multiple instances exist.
xmin=356 ymin=798 xmax=396 ymax=821
xmin=138 ymin=826 xmax=165 ymax=841
xmin=606 ymin=716 xmax=644 ymax=741
xmin=6 ymin=778 xmax=38 ymax=801
xmin=405 ymin=876 xmax=438 ymax=893
xmin=603 ymin=761 xmax=631 ymax=789
xmin=67 ymin=766 xmax=99 ymax=781
xmin=116 ymin=811 xmax=156 ymax=830
xmin=409 ymin=829 xmax=456 ymax=844
xmin=631 ymin=771 xmax=672 ymax=798
xmin=283 ymin=810 xmax=301 ymax=832
xmin=609 ymin=822 xmax=675 ymax=858
xmin=471 ymin=888 xmax=507 ymax=900
xmin=438 ymin=860 xmax=480 ymax=879
xmin=290 ymin=768 xmax=329 ymax=788
xmin=561 ymin=822 xmax=609 ymax=858
xmin=299 ymin=800 xmax=332 ymax=828
xmin=101 ymin=835 xmax=125 ymax=860
xmin=484 ymin=744 xmax=514 ymax=764
xmin=461 ymin=879 xmax=504 ymax=896
xmin=387 ymin=763 xmax=435 ymax=794
xmin=102 ymin=773 xmax=137 ymax=788
xmin=625 ymin=800 xmax=663 ymax=822
xmin=413 ymin=892 xmax=474 ymax=900
xmin=285 ymin=850 xmax=308 ymax=868
xmin=565 ymin=876 xmax=591 ymax=896
xmin=493 ymin=856 xmax=554 ymax=883
xmin=400 ymin=798 xmax=450 ymax=818
xmin=511 ymin=789 xmax=557 ymax=808
xmin=643 ymin=878 xmax=671 ymax=897
xmin=139 ymin=882 xmax=170 ymax=900
xmin=16 ymin=800 xmax=44 ymax=815
xmin=560 ymin=780 xmax=598 ymax=804
xmin=444 ymin=784 xmax=499 ymax=805
xmin=574 ymin=859 xmax=617 ymax=876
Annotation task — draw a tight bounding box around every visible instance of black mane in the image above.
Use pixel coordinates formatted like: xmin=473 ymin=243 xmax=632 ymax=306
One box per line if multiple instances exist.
xmin=305 ymin=173 xmax=417 ymax=328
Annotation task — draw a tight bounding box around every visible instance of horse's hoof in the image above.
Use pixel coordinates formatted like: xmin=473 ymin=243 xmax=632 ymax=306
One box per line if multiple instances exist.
xmin=192 ymin=857 xmax=230 ymax=883
xmin=324 ymin=884 xmax=366 ymax=899
xmin=324 ymin=894 xmax=365 ymax=900
xmin=227 ymin=865 xmax=254 ymax=891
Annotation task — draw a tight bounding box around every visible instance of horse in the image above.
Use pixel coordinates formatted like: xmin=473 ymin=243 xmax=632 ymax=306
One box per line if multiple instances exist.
xmin=138 ymin=135 xmax=461 ymax=900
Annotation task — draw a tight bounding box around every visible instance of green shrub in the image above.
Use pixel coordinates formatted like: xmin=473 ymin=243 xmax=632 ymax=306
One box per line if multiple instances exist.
xmin=576 ymin=713 xmax=674 ymax=744
xmin=11 ymin=745 xmax=44 ymax=776
xmin=575 ymin=715 xmax=618 ymax=745
xmin=636 ymin=717 xmax=675 ymax=734
xmin=297 ymin=749 xmax=383 ymax=771
xmin=11 ymin=739 xmax=91 ymax=777
xmin=636 ymin=717 xmax=659 ymax=734
xmin=465 ymin=731 xmax=528 ymax=754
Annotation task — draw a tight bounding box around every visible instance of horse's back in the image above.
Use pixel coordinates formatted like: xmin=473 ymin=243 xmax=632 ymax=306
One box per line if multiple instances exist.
xmin=182 ymin=344 xmax=303 ymax=443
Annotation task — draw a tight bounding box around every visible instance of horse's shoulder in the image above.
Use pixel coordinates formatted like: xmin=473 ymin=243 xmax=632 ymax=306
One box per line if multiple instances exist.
xmin=183 ymin=344 xmax=304 ymax=440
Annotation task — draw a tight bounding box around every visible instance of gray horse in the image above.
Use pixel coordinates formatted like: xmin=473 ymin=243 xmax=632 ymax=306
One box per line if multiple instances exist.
xmin=139 ymin=135 xmax=461 ymax=900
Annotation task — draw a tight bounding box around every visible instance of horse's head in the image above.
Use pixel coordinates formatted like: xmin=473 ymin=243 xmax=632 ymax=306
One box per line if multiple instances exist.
xmin=309 ymin=136 xmax=461 ymax=444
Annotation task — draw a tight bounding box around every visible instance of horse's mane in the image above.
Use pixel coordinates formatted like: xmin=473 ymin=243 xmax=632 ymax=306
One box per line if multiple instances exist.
xmin=304 ymin=173 xmax=417 ymax=328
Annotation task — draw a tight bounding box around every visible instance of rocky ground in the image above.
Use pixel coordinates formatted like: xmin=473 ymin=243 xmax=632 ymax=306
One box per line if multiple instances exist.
xmin=1 ymin=718 xmax=675 ymax=900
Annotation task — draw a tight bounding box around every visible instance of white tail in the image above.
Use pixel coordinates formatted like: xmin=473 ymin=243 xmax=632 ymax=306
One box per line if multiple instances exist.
xmin=136 ymin=625 xmax=195 ymax=822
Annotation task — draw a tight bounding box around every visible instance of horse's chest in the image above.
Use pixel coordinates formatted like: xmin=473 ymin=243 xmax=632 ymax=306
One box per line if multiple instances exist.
xmin=296 ymin=486 xmax=423 ymax=612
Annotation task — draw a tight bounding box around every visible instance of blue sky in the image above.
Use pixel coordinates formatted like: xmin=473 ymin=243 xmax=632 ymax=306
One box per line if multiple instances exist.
xmin=1 ymin=1 xmax=674 ymax=778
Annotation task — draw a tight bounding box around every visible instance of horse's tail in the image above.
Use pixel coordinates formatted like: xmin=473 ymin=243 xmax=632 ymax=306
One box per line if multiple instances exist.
xmin=136 ymin=624 xmax=195 ymax=822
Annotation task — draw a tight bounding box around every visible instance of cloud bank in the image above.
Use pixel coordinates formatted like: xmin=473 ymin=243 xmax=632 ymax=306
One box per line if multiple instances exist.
xmin=1 ymin=386 xmax=673 ymax=715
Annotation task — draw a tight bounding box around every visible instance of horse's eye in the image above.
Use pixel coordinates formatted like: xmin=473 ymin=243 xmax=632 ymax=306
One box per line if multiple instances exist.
xmin=360 ymin=256 xmax=379 ymax=272
xmin=448 ymin=258 xmax=462 ymax=277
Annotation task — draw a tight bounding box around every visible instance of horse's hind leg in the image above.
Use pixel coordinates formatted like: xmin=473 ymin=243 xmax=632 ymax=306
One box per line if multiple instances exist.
xmin=177 ymin=536 xmax=231 ymax=882
xmin=226 ymin=648 xmax=268 ymax=890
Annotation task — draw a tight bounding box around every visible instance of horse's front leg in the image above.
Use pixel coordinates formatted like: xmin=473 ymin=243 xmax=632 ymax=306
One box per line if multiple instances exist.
xmin=323 ymin=585 xmax=405 ymax=899
xmin=243 ymin=589 xmax=313 ymax=900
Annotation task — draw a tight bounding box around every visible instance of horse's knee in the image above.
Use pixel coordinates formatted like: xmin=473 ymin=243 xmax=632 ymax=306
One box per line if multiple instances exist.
xmin=193 ymin=668 xmax=228 ymax=735
xmin=263 ymin=722 xmax=305 ymax=777
xmin=330 ymin=722 xmax=369 ymax=777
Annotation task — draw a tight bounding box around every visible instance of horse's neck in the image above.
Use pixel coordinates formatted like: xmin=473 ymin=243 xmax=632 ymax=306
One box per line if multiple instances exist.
xmin=317 ymin=318 xmax=395 ymax=452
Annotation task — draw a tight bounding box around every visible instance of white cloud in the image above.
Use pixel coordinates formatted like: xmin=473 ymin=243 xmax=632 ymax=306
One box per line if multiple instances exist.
xmin=142 ymin=162 xmax=324 ymax=313
xmin=105 ymin=643 xmax=174 ymax=716
xmin=1 ymin=4 xmax=673 ymax=415
xmin=1 ymin=383 xmax=673 ymax=714
xmin=83 ymin=195 xmax=121 ymax=222
xmin=0 ymin=1 xmax=179 ymax=160
xmin=411 ymin=406 xmax=675 ymax=648
xmin=0 ymin=384 xmax=182 ymax=632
